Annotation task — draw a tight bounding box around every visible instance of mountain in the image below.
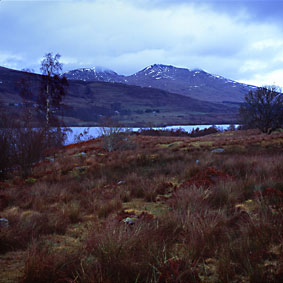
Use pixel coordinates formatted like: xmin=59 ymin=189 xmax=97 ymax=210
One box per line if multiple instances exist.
xmin=0 ymin=66 xmax=239 ymax=127
xmin=126 ymin=64 xmax=257 ymax=103
xmin=63 ymin=64 xmax=257 ymax=103
xmin=63 ymin=66 xmax=125 ymax=83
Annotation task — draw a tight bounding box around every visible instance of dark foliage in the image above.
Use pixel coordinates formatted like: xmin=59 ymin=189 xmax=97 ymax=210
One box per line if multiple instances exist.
xmin=137 ymin=126 xmax=219 ymax=137
xmin=0 ymin=112 xmax=67 ymax=179
xmin=0 ymin=114 xmax=17 ymax=179
xmin=239 ymin=86 xmax=283 ymax=133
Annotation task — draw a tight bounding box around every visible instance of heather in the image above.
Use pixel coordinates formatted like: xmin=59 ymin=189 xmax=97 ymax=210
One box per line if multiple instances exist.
xmin=0 ymin=129 xmax=282 ymax=282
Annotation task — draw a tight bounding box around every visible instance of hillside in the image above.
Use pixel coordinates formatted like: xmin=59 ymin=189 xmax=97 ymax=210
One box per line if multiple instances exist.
xmin=0 ymin=129 xmax=282 ymax=282
xmin=0 ymin=66 xmax=239 ymax=127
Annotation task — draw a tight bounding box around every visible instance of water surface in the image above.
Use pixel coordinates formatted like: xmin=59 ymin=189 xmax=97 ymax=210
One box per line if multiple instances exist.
xmin=65 ymin=124 xmax=238 ymax=144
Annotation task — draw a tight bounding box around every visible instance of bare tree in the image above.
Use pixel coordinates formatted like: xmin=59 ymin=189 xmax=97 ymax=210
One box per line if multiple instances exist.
xmin=239 ymin=86 xmax=283 ymax=133
xmin=0 ymin=53 xmax=69 ymax=179
xmin=39 ymin=53 xmax=68 ymax=127
xmin=99 ymin=117 xmax=133 ymax=152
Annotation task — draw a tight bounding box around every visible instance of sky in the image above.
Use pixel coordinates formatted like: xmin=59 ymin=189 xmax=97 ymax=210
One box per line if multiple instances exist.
xmin=1 ymin=0 xmax=283 ymax=87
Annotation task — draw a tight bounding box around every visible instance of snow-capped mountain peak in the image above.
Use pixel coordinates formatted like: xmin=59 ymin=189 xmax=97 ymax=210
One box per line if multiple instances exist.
xmin=63 ymin=66 xmax=123 ymax=82
xmin=136 ymin=64 xmax=181 ymax=80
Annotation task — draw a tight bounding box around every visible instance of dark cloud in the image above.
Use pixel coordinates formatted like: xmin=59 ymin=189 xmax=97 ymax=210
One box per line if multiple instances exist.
xmin=207 ymin=0 xmax=283 ymax=25
xmin=146 ymin=0 xmax=283 ymax=24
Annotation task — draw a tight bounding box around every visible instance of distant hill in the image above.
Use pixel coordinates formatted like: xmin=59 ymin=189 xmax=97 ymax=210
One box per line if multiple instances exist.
xmin=64 ymin=64 xmax=257 ymax=104
xmin=0 ymin=66 xmax=240 ymax=127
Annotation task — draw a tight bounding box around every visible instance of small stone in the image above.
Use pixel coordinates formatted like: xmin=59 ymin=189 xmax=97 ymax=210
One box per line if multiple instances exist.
xmin=123 ymin=217 xmax=137 ymax=225
xmin=211 ymin=148 xmax=224 ymax=153
xmin=46 ymin=156 xmax=55 ymax=162
xmin=0 ymin=218 xmax=9 ymax=228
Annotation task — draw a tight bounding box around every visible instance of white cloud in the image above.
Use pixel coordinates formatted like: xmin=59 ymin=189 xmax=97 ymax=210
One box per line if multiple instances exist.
xmin=0 ymin=51 xmax=24 ymax=69
xmin=240 ymin=60 xmax=268 ymax=73
xmin=240 ymin=69 xmax=283 ymax=88
xmin=252 ymin=39 xmax=283 ymax=51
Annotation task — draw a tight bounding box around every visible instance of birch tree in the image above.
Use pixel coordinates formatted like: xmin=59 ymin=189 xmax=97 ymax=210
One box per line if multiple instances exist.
xmin=39 ymin=53 xmax=67 ymax=127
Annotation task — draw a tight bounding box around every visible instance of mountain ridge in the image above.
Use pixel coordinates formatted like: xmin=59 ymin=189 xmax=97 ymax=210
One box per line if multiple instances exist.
xmin=63 ymin=64 xmax=257 ymax=103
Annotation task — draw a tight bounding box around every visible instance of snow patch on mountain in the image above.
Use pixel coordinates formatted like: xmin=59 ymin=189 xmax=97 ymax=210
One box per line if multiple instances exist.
xmin=64 ymin=66 xmax=116 ymax=75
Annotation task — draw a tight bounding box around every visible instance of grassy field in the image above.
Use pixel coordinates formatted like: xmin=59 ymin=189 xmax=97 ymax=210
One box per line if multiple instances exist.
xmin=0 ymin=129 xmax=282 ymax=282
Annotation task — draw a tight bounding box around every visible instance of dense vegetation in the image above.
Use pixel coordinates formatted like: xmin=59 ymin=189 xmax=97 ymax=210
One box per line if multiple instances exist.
xmin=0 ymin=128 xmax=282 ymax=282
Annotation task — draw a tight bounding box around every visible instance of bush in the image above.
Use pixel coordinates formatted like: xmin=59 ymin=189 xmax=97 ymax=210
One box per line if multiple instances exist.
xmin=99 ymin=117 xmax=134 ymax=152
xmin=0 ymin=113 xmax=17 ymax=179
xmin=138 ymin=126 xmax=219 ymax=137
xmin=21 ymin=240 xmax=81 ymax=283
xmin=0 ymin=112 xmax=67 ymax=178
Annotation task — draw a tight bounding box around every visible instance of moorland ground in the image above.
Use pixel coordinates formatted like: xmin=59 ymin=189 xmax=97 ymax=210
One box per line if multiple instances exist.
xmin=0 ymin=129 xmax=282 ymax=282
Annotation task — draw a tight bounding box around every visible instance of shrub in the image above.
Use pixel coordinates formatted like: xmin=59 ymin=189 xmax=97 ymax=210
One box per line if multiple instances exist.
xmin=0 ymin=208 xmax=69 ymax=253
xmin=0 ymin=112 xmax=67 ymax=178
xmin=85 ymin=219 xmax=182 ymax=282
xmin=0 ymin=113 xmax=17 ymax=179
xmin=21 ymin=240 xmax=81 ymax=283
xmin=138 ymin=126 xmax=219 ymax=137
xmin=98 ymin=117 xmax=134 ymax=152
xmin=61 ymin=200 xmax=82 ymax=223
xmin=97 ymin=198 xmax=122 ymax=218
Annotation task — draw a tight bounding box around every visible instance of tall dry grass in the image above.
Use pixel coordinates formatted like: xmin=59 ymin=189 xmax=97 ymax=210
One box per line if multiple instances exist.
xmin=0 ymin=130 xmax=282 ymax=282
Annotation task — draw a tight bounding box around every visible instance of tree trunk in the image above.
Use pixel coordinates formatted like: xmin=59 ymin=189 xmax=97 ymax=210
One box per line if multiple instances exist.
xmin=46 ymin=82 xmax=50 ymax=128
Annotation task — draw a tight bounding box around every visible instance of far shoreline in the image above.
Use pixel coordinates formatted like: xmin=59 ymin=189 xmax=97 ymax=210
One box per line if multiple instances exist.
xmin=65 ymin=124 xmax=239 ymax=144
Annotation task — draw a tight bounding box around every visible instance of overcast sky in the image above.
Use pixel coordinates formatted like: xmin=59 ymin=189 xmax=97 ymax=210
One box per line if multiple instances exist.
xmin=1 ymin=0 xmax=283 ymax=87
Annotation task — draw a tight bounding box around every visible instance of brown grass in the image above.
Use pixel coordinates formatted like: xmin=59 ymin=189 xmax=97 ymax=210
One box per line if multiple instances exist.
xmin=0 ymin=129 xmax=282 ymax=282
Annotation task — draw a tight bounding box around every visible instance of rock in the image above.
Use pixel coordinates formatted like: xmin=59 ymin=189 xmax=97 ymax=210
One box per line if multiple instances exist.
xmin=0 ymin=217 xmax=9 ymax=228
xmin=45 ymin=156 xmax=55 ymax=162
xmin=122 ymin=216 xmax=138 ymax=225
xmin=211 ymin=148 xmax=224 ymax=153
xmin=74 ymin=152 xmax=87 ymax=158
